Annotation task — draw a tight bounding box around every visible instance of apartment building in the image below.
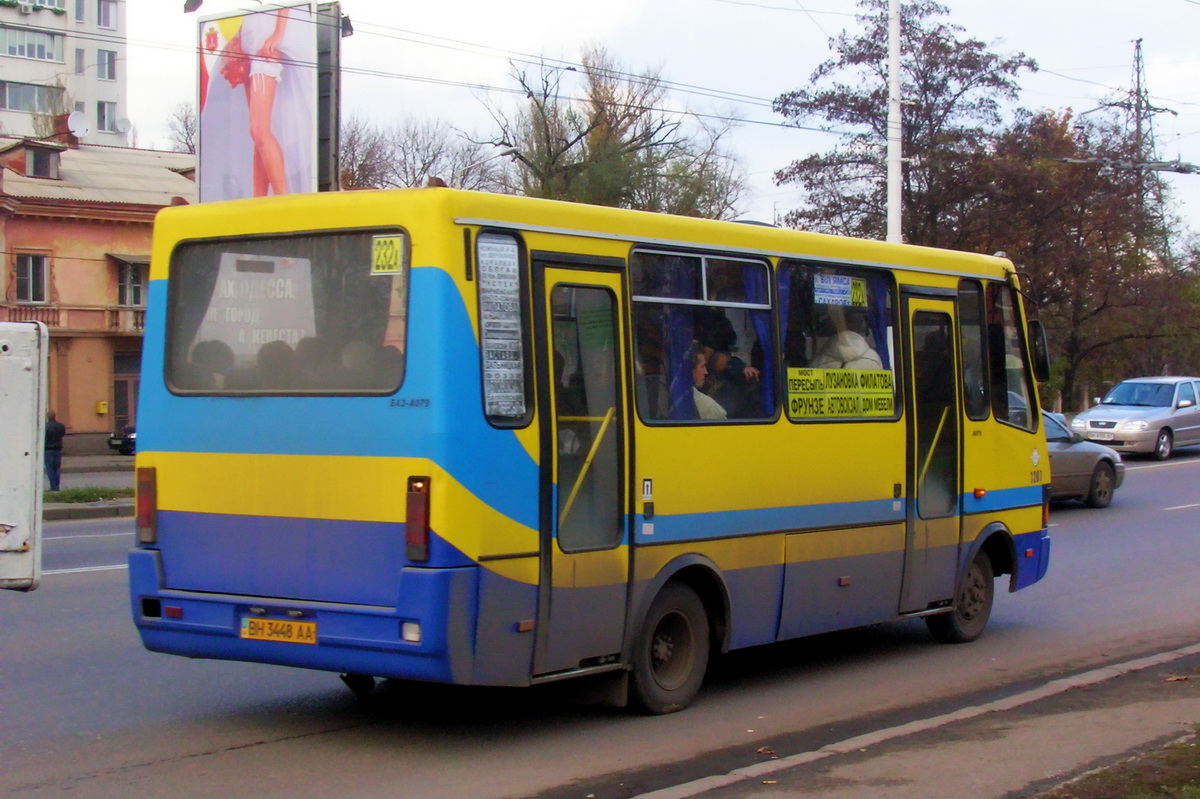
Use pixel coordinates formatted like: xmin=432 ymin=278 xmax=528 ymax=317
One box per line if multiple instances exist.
xmin=0 ymin=133 xmax=195 ymax=453
xmin=0 ymin=0 xmax=128 ymax=145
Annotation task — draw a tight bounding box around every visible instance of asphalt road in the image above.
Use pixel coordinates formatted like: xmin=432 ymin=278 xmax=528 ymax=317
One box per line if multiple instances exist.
xmin=4 ymin=452 xmax=1200 ymax=799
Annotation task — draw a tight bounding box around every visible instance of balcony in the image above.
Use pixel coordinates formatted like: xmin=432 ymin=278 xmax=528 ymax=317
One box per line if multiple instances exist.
xmin=0 ymin=302 xmax=145 ymax=333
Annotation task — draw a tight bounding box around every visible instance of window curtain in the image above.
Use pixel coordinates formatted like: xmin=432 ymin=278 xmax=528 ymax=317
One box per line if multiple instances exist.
xmin=744 ymin=265 xmax=775 ymax=414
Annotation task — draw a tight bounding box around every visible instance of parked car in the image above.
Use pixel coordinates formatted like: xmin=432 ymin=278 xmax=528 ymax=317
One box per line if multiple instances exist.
xmin=1044 ymin=410 xmax=1125 ymax=508
xmin=107 ymin=425 xmax=136 ymax=456
xmin=1070 ymin=376 xmax=1200 ymax=460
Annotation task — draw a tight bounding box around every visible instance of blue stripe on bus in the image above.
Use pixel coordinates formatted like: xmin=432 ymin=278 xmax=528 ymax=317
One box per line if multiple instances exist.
xmin=638 ymin=498 xmax=904 ymax=543
xmin=138 ymin=270 xmax=540 ymax=529
xmin=638 ymin=485 xmax=1043 ymax=544
xmin=961 ymin=484 xmax=1043 ymax=513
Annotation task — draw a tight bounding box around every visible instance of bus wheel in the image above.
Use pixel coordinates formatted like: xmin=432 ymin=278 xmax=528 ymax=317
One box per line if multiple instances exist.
xmin=926 ymin=551 xmax=994 ymax=644
xmin=630 ymin=582 xmax=709 ymax=714
xmin=1085 ymin=462 xmax=1116 ymax=508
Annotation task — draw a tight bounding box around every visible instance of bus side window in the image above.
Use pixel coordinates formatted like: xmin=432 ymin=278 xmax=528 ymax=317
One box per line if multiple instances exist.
xmin=631 ymin=251 xmax=774 ymax=422
xmin=958 ymin=280 xmax=990 ymax=420
xmin=986 ymin=282 xmax=1035 ymax=431
xmin=778 ymin=261 xmax=898 ymax=422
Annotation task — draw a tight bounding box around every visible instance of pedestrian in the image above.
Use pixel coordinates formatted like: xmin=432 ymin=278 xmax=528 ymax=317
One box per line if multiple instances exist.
xmin=45 ymin=409 xmax=65 ymax=492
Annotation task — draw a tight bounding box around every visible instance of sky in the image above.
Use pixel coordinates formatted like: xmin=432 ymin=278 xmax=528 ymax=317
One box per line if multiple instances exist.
xmin=126 ymin=0 xmax=1200 ymax=231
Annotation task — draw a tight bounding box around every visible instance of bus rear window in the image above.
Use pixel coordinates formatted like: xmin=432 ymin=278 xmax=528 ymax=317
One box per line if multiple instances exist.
xmin=166 ymin=230 xmax=409 ymax=394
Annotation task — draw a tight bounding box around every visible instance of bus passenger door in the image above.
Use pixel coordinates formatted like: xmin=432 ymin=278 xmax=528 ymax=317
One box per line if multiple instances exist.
xmin=533 ymin=265 xmax=630 ymax=676
xmin=900 ymin=297 xmax=961 ymax=613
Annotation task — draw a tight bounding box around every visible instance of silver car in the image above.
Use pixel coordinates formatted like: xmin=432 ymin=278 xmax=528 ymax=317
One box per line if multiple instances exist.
xmin=1070 ymin=376 xmax=1200 ymax=459
xmin=1044 ymin=411 xmax=1125 ymax=507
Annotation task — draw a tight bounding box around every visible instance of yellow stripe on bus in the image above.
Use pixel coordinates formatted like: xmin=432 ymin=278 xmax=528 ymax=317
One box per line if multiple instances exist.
xmin=139 ymin=451 xmax=539 ymax=567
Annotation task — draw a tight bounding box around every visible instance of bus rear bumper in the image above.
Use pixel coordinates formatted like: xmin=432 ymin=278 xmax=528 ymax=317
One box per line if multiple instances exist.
xmin=1010 ymin=528 xmax=1051 ymax=591
xmin=128 ymin=549 xmax=478 ymax=685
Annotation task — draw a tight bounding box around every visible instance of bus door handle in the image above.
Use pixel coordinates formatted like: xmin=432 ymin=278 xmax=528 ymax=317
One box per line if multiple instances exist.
xmin=558 ymin=406 xmax=616 ymax=526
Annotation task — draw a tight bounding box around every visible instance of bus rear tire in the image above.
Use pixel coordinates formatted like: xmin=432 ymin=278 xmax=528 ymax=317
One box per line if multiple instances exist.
xmin=630 ymin=582 xmax=709 ymax=714
xmin=926 ymin=551 xmax=994 ymax=644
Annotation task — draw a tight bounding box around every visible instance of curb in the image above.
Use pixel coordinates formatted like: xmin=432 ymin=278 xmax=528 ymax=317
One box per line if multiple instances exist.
xmin=43 ymin=502 xmax=134 ymax=522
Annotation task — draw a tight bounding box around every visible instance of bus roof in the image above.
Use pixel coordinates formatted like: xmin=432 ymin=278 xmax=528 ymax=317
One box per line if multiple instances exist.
xmin=152 ymin=187 xmax=1014 ymax=282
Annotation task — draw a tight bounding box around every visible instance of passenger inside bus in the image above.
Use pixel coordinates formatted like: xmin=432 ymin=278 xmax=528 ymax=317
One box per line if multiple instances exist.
xmin=688 ymin=342 xmax=727 ymax=421
xmin=694 ymin=307 xmax=762 ymax=417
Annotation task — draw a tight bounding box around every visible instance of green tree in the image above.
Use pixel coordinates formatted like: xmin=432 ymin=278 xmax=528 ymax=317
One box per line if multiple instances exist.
xmin=772 ymin=0 xmax=1033 ymax=244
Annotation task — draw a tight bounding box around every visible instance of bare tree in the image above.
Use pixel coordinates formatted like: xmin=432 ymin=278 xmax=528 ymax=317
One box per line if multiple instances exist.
xmin=487 ymin=47 xmax=744 ymax=219
xmin=167 ymin=102 xmax=197 ymax=154
xmin=339 ymin=114 xmax=508 ymax=191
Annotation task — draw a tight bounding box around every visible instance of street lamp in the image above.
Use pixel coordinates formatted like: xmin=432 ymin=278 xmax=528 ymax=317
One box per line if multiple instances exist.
xmin=463 ymin=146 xmax=520 ymax=173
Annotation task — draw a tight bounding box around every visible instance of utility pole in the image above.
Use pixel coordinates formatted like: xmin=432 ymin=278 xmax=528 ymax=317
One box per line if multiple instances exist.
xmin=1057 ymin=40 xmax=1197 ymax=261
xmin=885 ymin=0 xmax=902 ymax=243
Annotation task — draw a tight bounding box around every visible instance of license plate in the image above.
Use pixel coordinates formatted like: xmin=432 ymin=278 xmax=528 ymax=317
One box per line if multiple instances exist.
xmin=1088 ymin=432 xmax=1114 ymax=441
xmin=240 ymin=617 xmax=317 ymax=644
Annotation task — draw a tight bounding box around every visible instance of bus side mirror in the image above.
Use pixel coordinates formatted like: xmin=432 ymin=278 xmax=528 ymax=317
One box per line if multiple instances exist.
xmin=1028 ymin=320 xmax=1050 ymax=382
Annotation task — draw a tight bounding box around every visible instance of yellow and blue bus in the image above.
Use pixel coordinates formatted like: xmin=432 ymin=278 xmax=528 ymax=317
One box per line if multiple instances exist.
xmin=129 ymin=188 xmax=1051 ymax=713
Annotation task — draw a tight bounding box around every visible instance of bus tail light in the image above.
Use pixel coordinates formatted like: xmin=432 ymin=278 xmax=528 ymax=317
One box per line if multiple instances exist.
xmin=406 ymin=476 xmax=431 ymax=562
xmin=136 ymin=467 xmax=158 ymax=545
xmin=1042 ymin=484 xmax=1051 ymax=527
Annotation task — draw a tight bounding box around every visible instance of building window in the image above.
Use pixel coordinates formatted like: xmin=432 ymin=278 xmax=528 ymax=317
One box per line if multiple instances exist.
xmin=0 ymin=81 xmax=64 ymax=114
xmin=97 ymin=100 xmax=116 ymax=132
xmin=27 ymin=148 xmax=60 ymax=179
xmin=35 ymin=0 xmax=67 ymax=9
xmin=75 ymin=0 xmax=85 ymax=22
xmin=97 ymin=49 xmax=116 ymax=80
xmin=74 ymin=47 xmax=84 ymax=74
xmin=118 ymin=261 xmax=145 ymax=306
xmin=96 ymin=0 xmax=115 ymax=30
xmin=0 ymin=26 xmax=65 ymax=62
xmin=16 ymin=254 xmax=48 ymax=304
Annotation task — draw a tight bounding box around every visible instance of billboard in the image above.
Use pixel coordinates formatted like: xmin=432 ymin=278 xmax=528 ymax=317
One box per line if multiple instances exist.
xmin=198 ymin=3 xmax=319 ymax=202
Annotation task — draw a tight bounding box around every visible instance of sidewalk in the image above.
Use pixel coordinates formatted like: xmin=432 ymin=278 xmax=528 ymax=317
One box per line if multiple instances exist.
xmin=44 ymin=453 xmax=135 ymax=521
xmin=626 ymin=645 xmax=1200 ymax=799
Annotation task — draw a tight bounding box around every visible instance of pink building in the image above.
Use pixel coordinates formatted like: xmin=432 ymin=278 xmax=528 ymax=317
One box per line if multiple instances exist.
xmin=0 ymin=135 xmax=195 ymax=453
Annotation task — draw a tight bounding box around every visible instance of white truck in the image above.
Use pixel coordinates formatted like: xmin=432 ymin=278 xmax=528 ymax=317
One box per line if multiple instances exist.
xmin=0 ymin=321 xmax=47 ymax=591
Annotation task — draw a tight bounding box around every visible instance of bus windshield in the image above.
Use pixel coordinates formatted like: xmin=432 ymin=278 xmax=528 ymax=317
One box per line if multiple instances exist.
xmin=165 ymin=230 xmax=409 ymax=394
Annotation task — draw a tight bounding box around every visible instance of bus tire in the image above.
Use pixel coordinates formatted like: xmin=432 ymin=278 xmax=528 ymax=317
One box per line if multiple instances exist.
xmin=1085 ymin=461 xmax=1116 ymax=508
xmin=630 ymin=582 xmax=709 ymax=714
xmin=926 ymin=551 xmax=994 ymax=644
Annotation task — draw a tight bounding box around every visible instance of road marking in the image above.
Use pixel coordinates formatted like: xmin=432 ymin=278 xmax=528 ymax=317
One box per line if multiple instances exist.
xmin=44 ymin=531 xmax=133 ymax=541
xmin=42 ymin=564 xmax=128 ymax=575
xmin=1165 ymin=504 xmax=1200 ymax=511
xmin=1125 ymin=459 xmax=1200 ymax=472
xmin=634 ymin=641 xmax=1200 ymax=799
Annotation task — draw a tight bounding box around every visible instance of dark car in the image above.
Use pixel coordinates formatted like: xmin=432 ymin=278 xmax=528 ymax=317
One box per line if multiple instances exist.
xmin=1044 ymin=411 xmax=1124 ymax=508
xmin=107 ymin=425 xmax=136 ymax=456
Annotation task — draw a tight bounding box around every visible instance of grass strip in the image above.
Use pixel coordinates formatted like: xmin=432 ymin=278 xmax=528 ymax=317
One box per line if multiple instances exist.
xmin=44 ymin=487 xmax=135 ymax=503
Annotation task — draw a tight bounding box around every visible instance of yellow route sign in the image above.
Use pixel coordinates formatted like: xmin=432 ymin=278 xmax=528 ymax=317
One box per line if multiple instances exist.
xmin=786 ymin=367 xmax=895 ymax=418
